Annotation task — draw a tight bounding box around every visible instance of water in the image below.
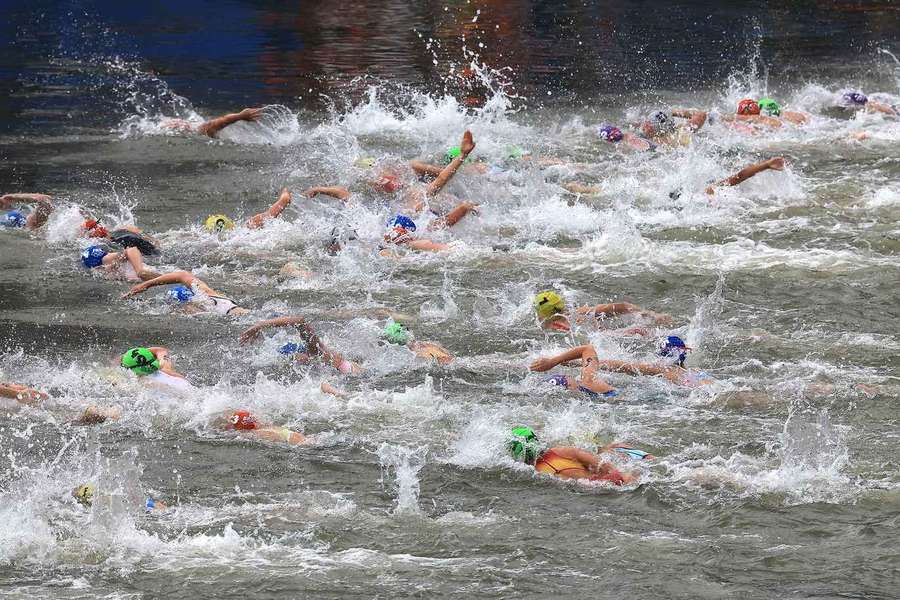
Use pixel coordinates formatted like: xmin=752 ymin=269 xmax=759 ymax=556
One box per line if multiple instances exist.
xmin=2 ymin=2 xmax=899 ymax=598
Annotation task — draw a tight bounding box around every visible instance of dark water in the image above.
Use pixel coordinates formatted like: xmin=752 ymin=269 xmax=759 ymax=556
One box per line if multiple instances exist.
xmin=1 ymin=2 xmax=899 ymax=599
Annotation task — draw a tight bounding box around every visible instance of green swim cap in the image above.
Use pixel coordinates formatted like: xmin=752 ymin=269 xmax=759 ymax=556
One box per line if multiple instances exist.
xmin=355 ymin=157 xmax=376 ymax=168
xmin=508 ymin=426 xmax=540 ymax=464
xmin=121 ymin=347 xmax=160 ymax=375
xmin=758 ymin=98 xmax=781 ymax=117
xmin=444 ymin=146 xmax=462 ymax=164
xmin=382 ymin=322 xmax=411 ymax=345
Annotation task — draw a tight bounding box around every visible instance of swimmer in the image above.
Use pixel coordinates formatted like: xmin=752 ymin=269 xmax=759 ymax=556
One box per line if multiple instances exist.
xmin=838 ymin=90 xmax=897 ymax=117
xmin=239 ymin=315 xmax=364 ymax=376
xmin=162 ymin=107 xmax=263 ymax=138
xmin=507 ymin=426 xmax=639 ymax=485
xmin=203 ymin=187 xmax=293 ymax=232
xmin=223 ymin=410 xmax=307 ymax=445
xmin=81 ymin=219 xmax=160 ymax=256
xmin=379 ymin=209 xmax=477 ymax=254
xmin=120 ymin=346 xmax=193 ymax=392
xmin=81 ymin=245 xmax=159 ymax=282
xmin=0 ymin=382 xmax=49 ymax=404
xmin=730 ymin=99 xmax=783 ymax=130
xmin=595 ymin=123 xmax=659 ymax=152
xmin=755 ymin=98 xmax=810 ymax=125
xmin=592 ymin=335 xmax=715 ymax=388
xmin=73 ymin=483 xmax=167 ymax=513
xmin=122 ymin=271 xmax=250 ymax=317
xmin=529 ymin=344 xmax=618 ymax=399
xmin=639 ymin=109 xmax=708 ymax=146
xmin=533 ymin=290 xmax=672 ymax=334
xmin=0 ymin=193 xmax=53 ymax=230
xmin=381 ymin=321 xmax=452 ymax=365
xmin=703 ymin=156 xmax=786 ymax=195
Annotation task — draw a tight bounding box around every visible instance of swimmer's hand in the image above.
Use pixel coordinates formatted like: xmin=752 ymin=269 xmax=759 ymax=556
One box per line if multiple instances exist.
xmin=641 ymin=311 xmax=673 ymax=326
xmin=529 ymin=357 xmax=558 ymax=372
xmin=0 ymin=383 xmax=49 ymax=404
xmin=459 ymin=130 xmax=475 ymax=157
xmin=767 ymin=157 xmax=785 ymax=171
xmin=238 ymin=324 xmax=262 ymax=345
xmin=238 ymin=107 xmax=262 ymax=121
xmin=122 ymin=282 xmax=149 ymax=298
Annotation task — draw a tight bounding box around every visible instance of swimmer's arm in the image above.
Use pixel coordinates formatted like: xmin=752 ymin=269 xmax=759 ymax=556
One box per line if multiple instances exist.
xmin=671 ymin=108 xmax=707 ymax=130
xmin=552 ymin=446 xmax=602 ymax=470
xmin=196 ymin=107 xmax=262 ymax=137
xmin=304 ymin=186 xmax=352 ymax=201
xmin=865 ymin=101 xmax=898 ymax=116
xmin=594 ymin=359 xmax=669 ymax=378
xmin=409 ymin=160 xmax=443 ymax=178
xmin=246 ymin=187 xmax=292 ymax=229
xmin=122 ymin=271 xmax=201 ymax=298
xmin=320 ymin=382 xmax=348 ymax=398
xmin=427 ymin=201 xmax=478 ymax=230
xmin=530 ymin=345 xmax=592 ymax=372
xmin=737 ymin=114 xmax=782 ymax=128
xmin=0 ymin=194 xmax=54 ymax=229
xmin=254 ymin=426 xmax=307 ymax=445
xmin=582 ymin=303 xmax=672 ymax=325
xmin=0 ymin=383 xmax=48 ymax=404
xmin=73 ymin=405 xmax=122 ymax=425
xmin=404 ymin=239 xmax=451 ymax=252
xmin=424 ymin=130 xmax=475 ymax=197
xmin=563 ymin=183 xmax=602 ymax=195
xmin=0 ymin=193 xmax=52 ymax=207
xmin=239 ymin=316 xmax=315 ymax=344
xmin=410 ymin=341 xmax=453 ymax=365
xmin=578 ymin=345 xmax=616 ymax=395
xmin=705 ymin=157 xmax=785 ymax=195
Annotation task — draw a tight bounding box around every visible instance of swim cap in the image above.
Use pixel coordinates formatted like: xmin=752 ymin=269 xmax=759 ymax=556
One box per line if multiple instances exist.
xmin=328 ymin=225 xmax=358 ymax=253
xmin=842 ymin=91 xmax=868 ymax=106
xmin=354 ymin=157 xmax=376 ymax=168
xmin=373 ymin=174 xmax=400 ymax=193
xmin=658 ymin=335 xmax=690 ymax=367
xmin=508 ymin=426 xmax=540 ymax=464
xmin=737 ymin=99 xmax=760 ymax=115
xmin=544 ymin=374 xmax=570 ymax=388
xmin=82 ymin=218 xmax=109 ymax=238
xmin=598 ymin=124 xmax=624 ymax=142
xmin=278 ymin=341 xmax=308 ymax=355
xmin=80 ymin=245 xmax=108 ymax=268
xmin=757 ymin=98 xmax=781 ymax=116
xmin=649 ymin=111 xmax=675 ymax=133
xmin=204 ymin=214 xmax=234 ymax=232
xmin=382 ymin=322 xmax=411 ymax=345
xmin=120 ymin=347 xmax=160 ymax=375
xmin=384 ymin=214 xmax=417 ymax=244
xmin=230 ymin=410 xmax=257 ymax=430
xmin=145 ymin=497 xmax=156 ymax=512
xmin=533 ymin=291 xmax=566 ymax=320
xmin=3 ymin=211 xmax=26 ymax=228
xmin=74 ymin=483 xmax=94 ymax=506
xmin=165 ymin=285 xmax=195 ymax=303
xmin=445 ymin=146 xmax=462 ymax=164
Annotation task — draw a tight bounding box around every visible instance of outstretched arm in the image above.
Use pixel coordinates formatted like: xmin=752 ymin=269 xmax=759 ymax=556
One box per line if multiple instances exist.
xmin=239 ymin=315 xmax=315 ymax=344
xmin=866 ymin=101 xmax=898 ymax=116
xmin=427 ymin=201 xmax=478 ymax=230
xmin=706 ymin=157 xmax=784 ymax=195
xmin=0 ymin=382 xmax=48 ymax=404
xmin=594 ymin=358 xmax=669 ymax=378
xmin=424 ymin=130 xmax=475 ymax=197
xmin=197 ymin=107 xmax=262 ymax=138
xmin=578 ymin=302 xmax=672 ymax=325
xmin=122 ymin=271 xmax=201 ymax=298
xmin=671 ymin=108 xmax=708 ymax=131
xmin=409 ymin=160 xmax=443 ymax=178
xmin=304 ymin=186 xmax=352 ymax=201
xmin=247 ymin=187 xmax=292 ymax=229
xmin=530 ymin=345 xmax=593 ymax=372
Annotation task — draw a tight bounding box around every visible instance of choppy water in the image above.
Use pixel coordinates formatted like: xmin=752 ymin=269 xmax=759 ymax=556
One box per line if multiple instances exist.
xmin=2 ymin=2 xmax=899 ymax=598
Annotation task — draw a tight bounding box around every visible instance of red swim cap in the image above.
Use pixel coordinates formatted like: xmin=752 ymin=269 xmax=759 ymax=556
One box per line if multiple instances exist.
xmin=230 ymin=410 xmax=257 ymax=430
xmin=737 ymin=99 xmax=760 ymax=115
xmin=372 ymin=174 xmax=400 ymax=194
xmin=82 ymin=219 xmax=108 ymax=238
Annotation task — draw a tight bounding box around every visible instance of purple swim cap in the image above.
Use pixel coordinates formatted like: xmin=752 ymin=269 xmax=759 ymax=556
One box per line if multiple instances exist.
xmin=597 ymin=124 xmax=624 ymax=142
xmin=843 ymin=91 xmax=868 ymax=106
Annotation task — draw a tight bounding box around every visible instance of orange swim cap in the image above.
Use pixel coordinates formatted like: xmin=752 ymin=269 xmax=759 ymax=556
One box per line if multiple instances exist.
xmin=230 ymin=410 xmax=257 ymax=430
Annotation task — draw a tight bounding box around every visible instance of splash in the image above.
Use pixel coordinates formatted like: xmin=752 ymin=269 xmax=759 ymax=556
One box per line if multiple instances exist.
xmin=377 ymin=444 xmax=427 ymax=515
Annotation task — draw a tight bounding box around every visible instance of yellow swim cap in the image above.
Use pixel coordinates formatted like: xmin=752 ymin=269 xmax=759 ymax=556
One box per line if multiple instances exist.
xmin=534 ymin=290 xmax=566 ymax=320
xmin=204 ymin=214 xmax=234 ymax=232
xmin=74 ymin=483 xmax=94 ymax=506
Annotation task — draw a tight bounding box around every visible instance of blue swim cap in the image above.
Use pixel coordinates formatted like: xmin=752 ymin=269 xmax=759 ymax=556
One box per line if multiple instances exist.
xmin=597 ymin=124 xmax=624 ymax=142
xmin=80 ymin=245 xmax=107 ymax=268
xmin=278 ymin=342 xmax=308 ymax=355
xmin=842 ymin=91 xmax=868 ymax=106
xmin=165 ymin=285 xmax=194 ymax=303
xmin=658 ymin=336 xmax=690 ymax=366
xmin=145 ymin=497 xmax=155 ymax=512
xmin=386 ymin=214 xmax=417 ymax=231
xmin=545 ymin=374 xmax=570 ymax=387
xmin=3 ymin=211 xmax=26 ymax=228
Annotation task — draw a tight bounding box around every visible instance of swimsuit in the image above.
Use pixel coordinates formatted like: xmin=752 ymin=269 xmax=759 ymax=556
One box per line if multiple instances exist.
xmin=534 ymin=449 xmax=625 ymax=485
xmin=206 ymin=295 xmax=241 ymax=315
xmin=545 ymin=374 xmax=617 ymax=399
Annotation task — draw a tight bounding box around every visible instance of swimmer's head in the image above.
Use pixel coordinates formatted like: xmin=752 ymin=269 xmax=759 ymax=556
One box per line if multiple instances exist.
xmin=384 ymin=214 xmax=417 ymax=244
xmin=842 ymin=90 xmax=868 ymax=106
xmin=3 ymin=211 xmax=27 ymax=228
xmin=508 ymin=426 xmax=540 ymax=464
xmin=658 ymin=335 xmax=690 ymax=368
xmin=80 ymin=245 xmax=108 ymax=269
xmin=204 ymin=214 xmax=234 ymax=232
xmin=598 ymin=124 xmax=624 ymax=142
xmin=642 ymin=111 xmax=675 ymax=137
xmin=278 ymin=341 xmax=309 ymax=360
xmin=382 ymin=322 xmax=411 ymax=345
xmin=444 ymin=146 xmax=462 ymax=164
xmin=82 ymin=218 xmax=109 ymax=238
xmin=327 ymin=225 xmax=359 ymax=255
xmin=73 ymin=483 xmax=94 ymax=506
xmin=165 ymin=285 xmax=195 ymax=303
xmin=757 ymin=98 xmax=781 ymax=117
xmin=371 ymin=174 xmax=401 ymax=194
xmin=230 ymin=410 xmax=257 ymax=430
xmin=354 ymin=157 xmax=376 ymax=168
xmin=533 ymin=290 xmax=566 ymax=321
xmin=737 ymin=99 xmax=760 ymax=115
xmin=121 ymin=347 xmax=160 ymax=376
